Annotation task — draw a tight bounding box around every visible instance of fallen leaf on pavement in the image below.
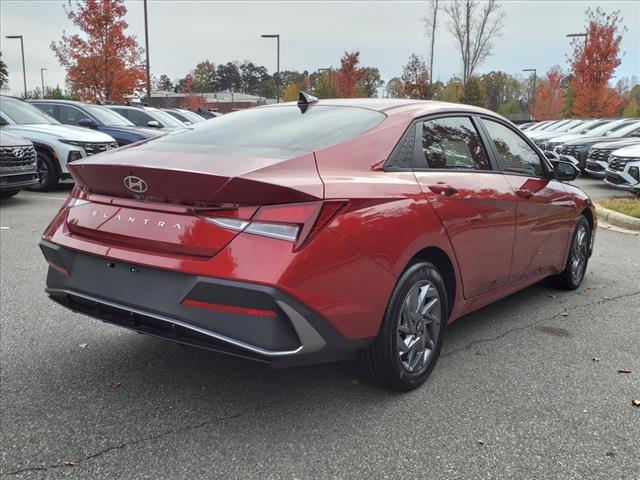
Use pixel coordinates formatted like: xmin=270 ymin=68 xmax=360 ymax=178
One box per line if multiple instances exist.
xmin=584 ymin=287 xmax=591 ymax=292
xmin=477 ymin=440 xmax=485 ymax=446
xmin=79 ymin=343 xmax=88 ymax=348
xmin=617 ymin=369 xmax=631 ymax=374
xmin=63 ymin=461 xmax=78 ymax=467
xmin=561 ymin=312 xmax=569 ymax=317
xmin=632 ymin=400 xmax=640 ymax=407
xmin=111 ymin=382 xmax=123 ymax=389
xmin=592 ymin=358 xmax=600 ymax=362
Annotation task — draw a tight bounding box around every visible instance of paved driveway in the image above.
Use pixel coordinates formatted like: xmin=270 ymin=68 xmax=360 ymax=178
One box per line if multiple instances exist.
xmin=1 ymin=186 xmax=638 ymax=480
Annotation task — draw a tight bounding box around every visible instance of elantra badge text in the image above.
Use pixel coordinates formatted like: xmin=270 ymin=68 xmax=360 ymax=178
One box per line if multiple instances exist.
xmin=91 ymin=210 xmax=181 ymax=230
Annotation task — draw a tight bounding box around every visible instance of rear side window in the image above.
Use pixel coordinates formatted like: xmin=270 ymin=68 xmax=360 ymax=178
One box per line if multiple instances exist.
xmin=126 ymin=109 xmax=153 ymax=127
xmin=483 ymin=119 xmax=544 ymax=176
xmin=145 ymin=105 xmax=386 ymax=158
xmin=59 ymin=105 xmax=91 ymax=126
xmin=37 ymin=103 xmax=58 ymax=119
xmin=418 ymin=116 xmax=490 ymax=170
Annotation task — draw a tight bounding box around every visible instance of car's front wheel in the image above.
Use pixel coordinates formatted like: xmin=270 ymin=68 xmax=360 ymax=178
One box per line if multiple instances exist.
xmin=551 ymin=216 xmax=591 ymax=290
xmin=360 ymin=261 xmax=447 ymax=391
xmin=28 ymin=150 xmax=59 ymax=192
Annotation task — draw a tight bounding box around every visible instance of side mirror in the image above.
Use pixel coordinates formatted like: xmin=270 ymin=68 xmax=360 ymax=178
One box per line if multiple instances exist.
xmin=78 ymin=117 xmax=97 ymax=128
xmin=553 ymin=160 xmax=580 ymax=182
xmin=147 ymin=120 xmax=161 ymax=128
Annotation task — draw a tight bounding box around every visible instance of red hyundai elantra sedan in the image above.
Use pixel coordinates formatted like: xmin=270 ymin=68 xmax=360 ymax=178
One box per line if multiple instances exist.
xmin=41 ymin=96 xmax=595 ymax=390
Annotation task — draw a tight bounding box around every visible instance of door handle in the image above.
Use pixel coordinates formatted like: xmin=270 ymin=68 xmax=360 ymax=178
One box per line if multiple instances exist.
xmin=428 ymin=183 xmax=459 ymax=196
xmin=516 ymin=188 xmax=533 ymax=199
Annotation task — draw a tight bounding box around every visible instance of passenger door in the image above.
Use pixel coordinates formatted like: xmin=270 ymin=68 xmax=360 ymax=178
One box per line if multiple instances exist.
xmin=480 ymin=118 xmax=573 ymax=281
xmin=411 ymin=115 xmax=517 ymax=299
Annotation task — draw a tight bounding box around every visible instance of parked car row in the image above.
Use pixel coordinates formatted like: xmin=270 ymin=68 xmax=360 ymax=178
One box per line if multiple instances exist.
xmin=520 ymin=118 xmax=640 ymax=195
xmin=0 ymin=95 xmax=220 ymax=195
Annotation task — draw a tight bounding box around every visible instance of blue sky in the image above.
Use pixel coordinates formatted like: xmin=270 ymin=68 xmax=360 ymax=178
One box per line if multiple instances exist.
xmin=1 ymin=0 xmax=638 ymax=95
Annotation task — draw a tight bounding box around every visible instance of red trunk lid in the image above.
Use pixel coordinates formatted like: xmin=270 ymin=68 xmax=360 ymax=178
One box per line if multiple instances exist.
xmin=64 ymin=147 xmax=324 ymax=257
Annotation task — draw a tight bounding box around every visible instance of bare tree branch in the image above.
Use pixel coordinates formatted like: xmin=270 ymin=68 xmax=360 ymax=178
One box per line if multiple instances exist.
xmin=422 ymin=0 xmax=440 ymax=91
xmin=445 ymin=0 xmax=505 ymax=86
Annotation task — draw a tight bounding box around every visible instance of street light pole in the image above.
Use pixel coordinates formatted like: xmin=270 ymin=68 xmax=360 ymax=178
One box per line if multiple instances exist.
xmin=143 ymin=0 xmax=151 ymax=106
xmin=522 ymin=68 xmax=537 ymax=120
xmin=5 ymin=35 xmax=27 ymax=97
xmin=566 ymin=32 xmax=588 ymax=50
xmin=261 ymin=34 xmax=280 ymax=102
xmin=40 ymin=68 xmax=47 ymax=98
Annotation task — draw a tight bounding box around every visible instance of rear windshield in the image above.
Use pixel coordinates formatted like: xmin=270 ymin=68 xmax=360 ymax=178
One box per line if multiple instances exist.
xmin=148 ymin=105 xmax=386 ymax=157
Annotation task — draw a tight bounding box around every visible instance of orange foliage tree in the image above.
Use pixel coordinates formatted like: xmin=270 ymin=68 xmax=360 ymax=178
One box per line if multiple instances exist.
xmin=51 ymin=0 xmax=146 ymax=102
xmin=533 ymin=68 xmax=565 ymax=120
xmin=569 ymin=8 xmax=626 ymax=117
xmin=335 ymin=51 xmax=366 ymax=98
xmin=179 ymin=74 xmax=205 ymax=110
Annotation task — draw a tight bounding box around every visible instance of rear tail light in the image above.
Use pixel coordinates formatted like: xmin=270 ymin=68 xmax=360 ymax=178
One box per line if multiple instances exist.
xmin=202 ymin=200 xmax=346 ymax=250
xmin=67 ymin=187 xmax=90 ymax=208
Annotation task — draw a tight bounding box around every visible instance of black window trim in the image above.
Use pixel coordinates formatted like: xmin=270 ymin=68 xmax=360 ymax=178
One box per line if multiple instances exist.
xmin=476 ymin=114 xmax=555 ymax=179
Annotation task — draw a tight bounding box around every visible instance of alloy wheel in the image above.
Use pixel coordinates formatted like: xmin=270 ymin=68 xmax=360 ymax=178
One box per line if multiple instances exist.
xmin=397 ymin=280 xmax=442 ymax=374
xmin=571 ymin=224 xmax=588 ymax=284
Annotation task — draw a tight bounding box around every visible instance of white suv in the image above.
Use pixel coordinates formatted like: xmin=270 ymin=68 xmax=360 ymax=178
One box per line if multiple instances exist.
xmin=604 ymin=144 xmax=640 ymax=195
xmin=0 ymin=96 xmax=117 ymax=190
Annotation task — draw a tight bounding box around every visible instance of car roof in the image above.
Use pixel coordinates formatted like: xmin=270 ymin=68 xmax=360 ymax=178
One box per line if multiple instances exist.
xmin=30 ymin=99 xmax=83 ymax=105
xmin=263 ymin=98 xmax=498 ymax=117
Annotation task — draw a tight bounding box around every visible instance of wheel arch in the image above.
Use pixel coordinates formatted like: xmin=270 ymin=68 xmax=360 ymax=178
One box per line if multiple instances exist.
xmin=32 ymin=142 xmax=61 ymax=176
xmin=411 ymin=246 xmax=456 ymax=317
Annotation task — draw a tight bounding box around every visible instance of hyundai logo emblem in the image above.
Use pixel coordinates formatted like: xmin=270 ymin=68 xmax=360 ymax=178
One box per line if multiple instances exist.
xmin=123 ymin=175 xmax=148 ymax=193
xmin=13 ymin=148 xmax=24 ymax=158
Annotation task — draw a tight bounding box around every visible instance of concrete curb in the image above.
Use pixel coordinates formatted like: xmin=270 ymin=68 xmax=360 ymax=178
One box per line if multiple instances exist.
xmin=595 ymin=204 xmax=640 ymax=232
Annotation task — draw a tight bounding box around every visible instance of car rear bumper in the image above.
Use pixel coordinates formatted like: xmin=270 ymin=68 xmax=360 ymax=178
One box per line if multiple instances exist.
xmin=40 ymin=240 xmax=371 ymax=367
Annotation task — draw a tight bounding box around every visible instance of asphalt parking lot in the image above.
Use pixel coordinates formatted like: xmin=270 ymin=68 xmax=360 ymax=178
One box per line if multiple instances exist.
xmin=1 ymin=182 xmax=639 ymax=480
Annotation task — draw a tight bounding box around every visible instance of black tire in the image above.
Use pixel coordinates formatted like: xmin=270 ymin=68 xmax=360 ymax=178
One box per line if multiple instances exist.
xmin=0 ymin=189 xmax=20 ymax=200
xmin=360 ymin=261 xmax=448 ymax=391
xmin=551 ymin=216 xmax=591 ymax=290
xmin=28 ymin=150 xmax=59 ymax=191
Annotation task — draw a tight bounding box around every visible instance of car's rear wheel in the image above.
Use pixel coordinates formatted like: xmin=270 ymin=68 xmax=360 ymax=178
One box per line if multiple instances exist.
xmin=28 ymin=150 xmax=59 ymax=192
xmin=360 ymin=261 xmax=447 ymax=391
xmin=551 ymin=216 xmax=591 ymax=290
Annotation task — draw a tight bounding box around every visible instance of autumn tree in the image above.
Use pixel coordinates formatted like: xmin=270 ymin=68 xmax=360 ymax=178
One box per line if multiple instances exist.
xmin=240 ymin=62 xmax=270 ymax=95
xmin=445 ymin=0 xmax=505 ymax=86
xmin=216 ymin=62 xmax=242 ymax=92
xmin=282 ymin=83 xmax=300 ymax=102
xmin=460 ymin=76 xmax=485 ymax=106
xmin=533 ymin=67 xmax=565 ymax=120
xmin=0 ymin=52 xmax=8 ymax=90
xmin=179 ymin=74 xmax=205 ymax=110
xmin=313 ymin=70 xmax=338 ymax=99
xmin=193 ymin=60 xmax=216 ymax=92
xmin=358 ymin=67 xmax=384 ymax=97
xmin=569 ymin=8 xmax=626 ymax=117
xmin=385 ymin=77 xmax=405 ymax=98
xmin=401 ymin=54 xmax=430 ymax=99
xmin=622 ymin=97 xmax=639 ymax=118
xmin=335 ymin=51 xmax=366 ymax=98
xmin=51 ymin=0 xmax=145 ymax=102
xmin=156 ymin=74 xmax=173 ymax=91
